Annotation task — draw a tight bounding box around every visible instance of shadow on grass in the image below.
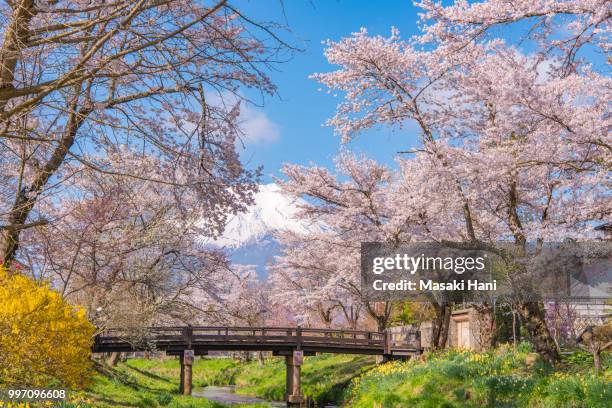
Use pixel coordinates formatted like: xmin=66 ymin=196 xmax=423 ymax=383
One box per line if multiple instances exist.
xmin=93 ymin=361 xmax=173 ymax=393
xmin=124 ymin=364 xmax=175 ymax=384
xmin=308 ymin=366 xmax=374 ymax=404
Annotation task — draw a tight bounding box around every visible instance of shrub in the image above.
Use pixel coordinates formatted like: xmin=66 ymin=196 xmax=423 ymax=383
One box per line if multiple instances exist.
xmin=0 ymin=264 xmax=95 ymax=388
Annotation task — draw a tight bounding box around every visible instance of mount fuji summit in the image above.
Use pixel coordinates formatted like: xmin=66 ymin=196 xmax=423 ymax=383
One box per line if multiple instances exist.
xmin=209 ymin=183 xmax=313 ymax=278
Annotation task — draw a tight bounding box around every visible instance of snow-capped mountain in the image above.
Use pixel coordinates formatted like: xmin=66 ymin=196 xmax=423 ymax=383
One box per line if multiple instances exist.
xmin=208 ymin=183 xmax=313 ymax=278
xmin=212 ymin=183 xmax=310 ymax=248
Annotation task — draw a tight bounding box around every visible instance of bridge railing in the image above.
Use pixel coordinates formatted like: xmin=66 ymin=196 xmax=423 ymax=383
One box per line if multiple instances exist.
xmin=93 ymin=326 xmax=423 ymax=354
xmin=94 ymin=326 xmax=387 ymax=348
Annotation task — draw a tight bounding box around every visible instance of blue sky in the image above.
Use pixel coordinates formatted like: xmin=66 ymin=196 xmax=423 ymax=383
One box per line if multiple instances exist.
xmin=235 ymin=0 xmax=424 ymax=183
xmin=231 ymin=1 xmax=609 ymax=184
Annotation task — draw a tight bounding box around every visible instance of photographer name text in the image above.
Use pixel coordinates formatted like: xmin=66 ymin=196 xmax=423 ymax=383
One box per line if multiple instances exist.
xmin=372 ymin=279 xmax=497 ymax=291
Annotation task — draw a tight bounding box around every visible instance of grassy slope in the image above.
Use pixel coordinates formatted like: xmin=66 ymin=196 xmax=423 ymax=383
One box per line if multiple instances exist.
xmin=71 ymin=359 xmax=266 ymax=408
xmin=345 ymin=345 xmax=612 ymax=408
xmin=74 ymin=354 xmax=374 ymax=407
xmin=235 ymin=354 xmax=376 ymax=403
xmin=123 ymin=358 xmax=241 ymax=388
xmin=74 ymin=348 xmax=610 ymax=408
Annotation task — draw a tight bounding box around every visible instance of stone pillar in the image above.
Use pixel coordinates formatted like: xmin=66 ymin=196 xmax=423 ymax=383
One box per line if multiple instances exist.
xmin=285 ymin=350 xmax=303 ymax=407
xmin=180 ymin=349 xmax=194 ymax=395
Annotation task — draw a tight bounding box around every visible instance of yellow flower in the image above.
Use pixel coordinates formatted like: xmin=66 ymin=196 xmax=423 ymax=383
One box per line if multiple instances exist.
xmin=0 ymin=265 xmax=95 ymax=388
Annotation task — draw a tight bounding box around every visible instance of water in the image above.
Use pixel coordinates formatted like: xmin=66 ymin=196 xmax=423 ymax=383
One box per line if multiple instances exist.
xmin=193 ymin=386 xmax=286 ymax=407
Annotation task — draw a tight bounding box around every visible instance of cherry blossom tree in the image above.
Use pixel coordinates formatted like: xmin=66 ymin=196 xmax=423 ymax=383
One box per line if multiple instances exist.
xmin=309 ymin=0 xmax=610 ymax=362
xmin=0 ymin=0 xmax=292 ymax=264
xmin=415 ymin=0 xmax=610 ymax=70
xmin=17 ymin=149 xmax=232 ymax=329
xmin=271 ymin=154 xmax=456 ymax=342
xmin=214 ymin=264 xmax=271 ymax=327
xmin=271 ymin=154 xmax=409 ymax=332
xmin=269 ymin=230 xmax=363 ymax=329
xmin=207 ymin=263 xmax=297 ymax=363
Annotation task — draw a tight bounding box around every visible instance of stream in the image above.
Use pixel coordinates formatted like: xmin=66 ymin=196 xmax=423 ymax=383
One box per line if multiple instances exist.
xmin=193 ymin=386 xmax=286 ymax=407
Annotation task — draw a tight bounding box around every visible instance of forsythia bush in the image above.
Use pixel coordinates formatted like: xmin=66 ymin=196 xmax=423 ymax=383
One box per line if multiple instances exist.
xmin=0 ymin=265 xmax=95 ymax=388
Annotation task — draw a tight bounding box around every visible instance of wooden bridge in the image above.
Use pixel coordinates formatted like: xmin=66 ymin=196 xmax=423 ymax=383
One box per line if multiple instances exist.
xmin=93 ymin=326 xmax=421 ymax=406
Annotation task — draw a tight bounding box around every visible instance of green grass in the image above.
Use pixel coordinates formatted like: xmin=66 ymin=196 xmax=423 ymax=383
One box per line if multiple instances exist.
xmin=64 ymin=359 xmax=270 ymax=408
xmin=235 ymin=353 xmax=376 ymax=404
xmin=65 ymin=347 xmax=610 ymax=407
xmin=345 ymin=344 xmax=612 ymax=408
xmin=125 ymin=358 xmax=241 ymax=388
xmin=67 ymin=354 xmax=372 ymax=407
xmin=106 ymin=354 xmax=374 ymax=406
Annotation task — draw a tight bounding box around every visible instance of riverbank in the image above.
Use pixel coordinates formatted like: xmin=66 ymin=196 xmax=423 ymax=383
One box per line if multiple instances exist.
xmin=68 ymin=354 xmax=374 ymax=407
xmin=71 ymin=359 xmax=260 ymax=408
xmin=67 ymin=347 xmax=610 ymax=407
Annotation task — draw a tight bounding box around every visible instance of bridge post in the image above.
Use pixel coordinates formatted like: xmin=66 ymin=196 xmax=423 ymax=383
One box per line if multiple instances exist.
xmin=179 ymin=354 xmax=184 ymax=394
xmin=179 ymin=349 xmax=194 ymax=395
xmin=179 ymin=326 xmax=194 ymax=395
xmin=377 ymin=329 xmax=393 ymax=364
xmin=285 ymin=350 xmax=303 ymax=407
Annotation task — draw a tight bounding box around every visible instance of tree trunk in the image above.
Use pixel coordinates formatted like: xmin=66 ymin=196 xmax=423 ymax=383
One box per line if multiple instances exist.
xmin=340 ymin=304 xmax=360 ymax=331
xmin=512 ymin=306 xmax=517 ymax=351
xmin=593 ymin=349 xmax=601 ymax=374
xmin=474 ymin=302 xmax=496 ymax=350
xmin=1 ymin=101 xmax=91 ymax=264
xmin=375 ymin=317 xmax=386 ymax=332
xmin=0 ymin=1 xmax=35 ymax=108
xmin=438 ymin=306 xmax=451 ymax=349
xmin=431 ymin=302 xmax=451 ymax=349
xmin=316 ymin=303 xmax=335 ymax=328
xmin=365 ymin=301 xmax=391 ymax=332
xmin=517 ymin=301 xmax=559 ymax=363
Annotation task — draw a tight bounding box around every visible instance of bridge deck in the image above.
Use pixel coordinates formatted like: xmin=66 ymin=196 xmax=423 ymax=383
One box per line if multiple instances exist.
xmin=93 ymin=326 xmax=421 ymax=356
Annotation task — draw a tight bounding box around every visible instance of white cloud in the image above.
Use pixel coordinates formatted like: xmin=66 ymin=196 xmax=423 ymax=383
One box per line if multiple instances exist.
xmin=205 ymin=91 xmax=280 ymax=145
xmin=238 ymin=103 xmax=281 ymax=145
